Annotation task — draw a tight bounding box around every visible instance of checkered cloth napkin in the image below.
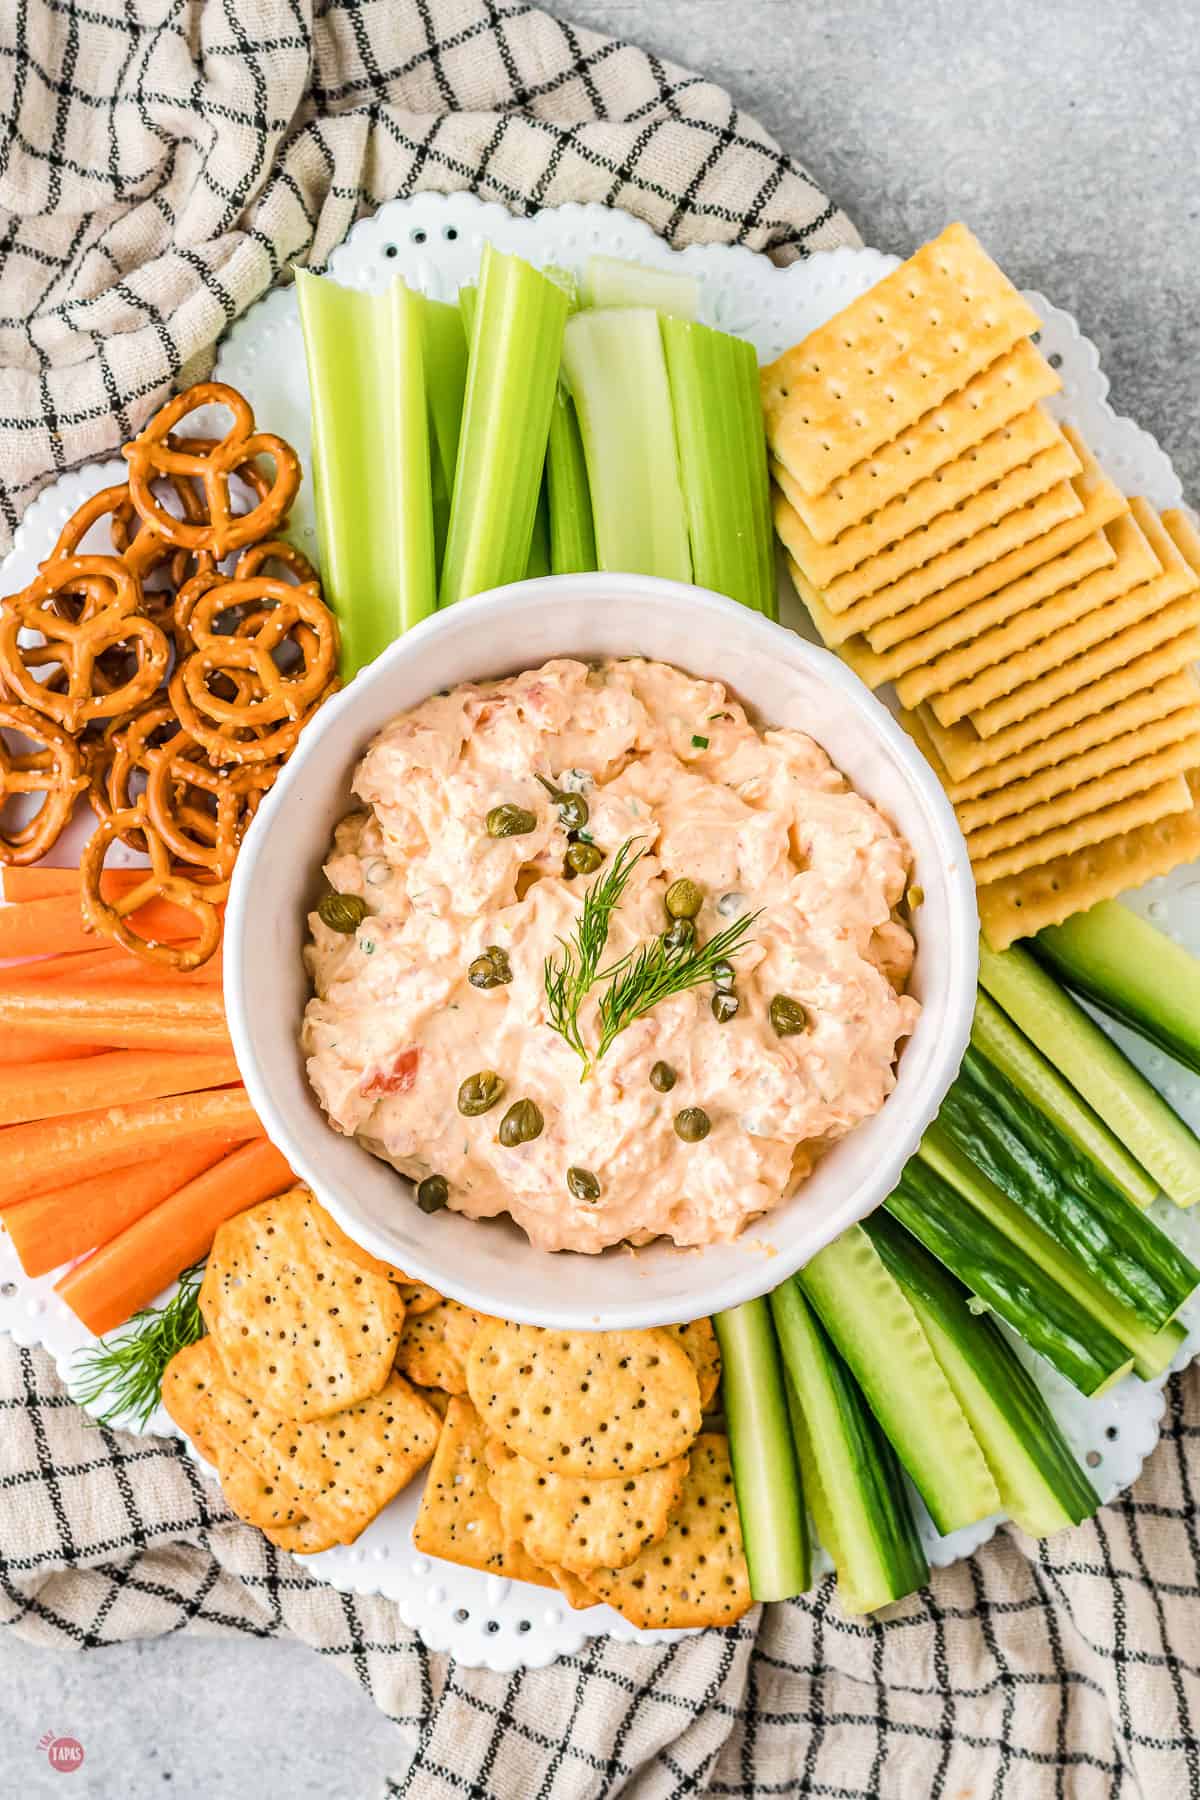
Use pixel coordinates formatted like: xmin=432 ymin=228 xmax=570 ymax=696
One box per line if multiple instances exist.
xmin=2 ymin=4 xmax=1199 ymax=1795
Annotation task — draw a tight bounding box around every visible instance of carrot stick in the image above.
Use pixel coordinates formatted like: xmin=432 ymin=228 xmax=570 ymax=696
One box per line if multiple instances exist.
xmin=0 ymin=1031 xmax=103 ymax=1065
xmin=1 ymin=945 xmax=224 ymax=988
xmin=0 ymin=1087 xmax=259 ymax=1206
xmin=0 ymin=988 xmax=230 ymax=1053
xmin=2 ymin=1136 xmax=247 ymax=1278
xmin=0 ymin=893 xmax=223 ymax=961
xmin=0 ymin=1050 xmax=241 ymax=1128
xmin=56 ymin=1138 xmax=294 ymax=1334
xmin=2 ymin=868 xmax=166 ymax=904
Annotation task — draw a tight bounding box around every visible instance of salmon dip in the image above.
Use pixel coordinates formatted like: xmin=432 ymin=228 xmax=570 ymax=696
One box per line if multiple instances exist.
xmin=301 ymin=656 xmax=920 ymax=1253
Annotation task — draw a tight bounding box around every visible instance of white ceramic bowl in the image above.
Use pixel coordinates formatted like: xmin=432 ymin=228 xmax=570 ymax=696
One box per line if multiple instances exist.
xmin=226 ymin=575 xmax=978 ymax=1329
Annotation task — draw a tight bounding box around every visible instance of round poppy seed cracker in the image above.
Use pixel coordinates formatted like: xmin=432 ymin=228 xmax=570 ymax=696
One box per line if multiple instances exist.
xmin=466 ymin=1322 xmax=701 ymax=1478
xmin=577 ymin=1433 xmax=752 ymax=1630
xmin=485 ymin=1437 xmax=689 ymax=1575
xmin=395 ymin=1299 xmax=496 ymax=1395
xmin=663 ymin=1319 xmax=722 ymax=1410
xmin=199 ymin=1188 xmax=406 ymax=1421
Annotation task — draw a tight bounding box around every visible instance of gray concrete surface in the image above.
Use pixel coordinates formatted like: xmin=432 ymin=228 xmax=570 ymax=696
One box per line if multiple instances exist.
xmin=1 ymin=3 xmax=1196 ymax=1796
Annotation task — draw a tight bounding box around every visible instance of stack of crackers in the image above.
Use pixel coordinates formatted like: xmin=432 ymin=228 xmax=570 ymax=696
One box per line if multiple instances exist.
xmin=161 ymin=1187 xmax=750 ymax=1630
xmin=163 ymin=1187 xmax=443 ymax=1550
xmin=763 ymin=223 xmax=1200 ymax=948
xmin=412 ymin=1316 xmax=752 ymax=1630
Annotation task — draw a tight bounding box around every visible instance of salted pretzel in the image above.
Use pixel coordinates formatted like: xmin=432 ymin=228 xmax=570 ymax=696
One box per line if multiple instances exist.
xmin=0 ymin=558 xmax=169 ymax=732
xmin=143 ymin=730 xmax=276 ymax=877
xmin=80 ymin=803 xmax=227 ymax=971
xmin=51 ymin=480 xmax=206 ymax=591
xmin=87 ymin=702 xmax=183 ymax=849
xmin=123 ymin=382 xmax=301 ymax=557
xmin=0 ymin=701 xmax=88 ymax=865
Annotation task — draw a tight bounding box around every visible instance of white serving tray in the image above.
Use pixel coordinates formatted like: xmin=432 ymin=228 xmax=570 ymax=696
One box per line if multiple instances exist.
xmin=1 ymin=191 xmax=1198 ymax=1672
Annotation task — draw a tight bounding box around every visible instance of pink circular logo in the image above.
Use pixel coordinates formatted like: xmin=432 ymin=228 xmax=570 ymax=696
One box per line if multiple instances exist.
xmin=46 ymin=1737 xmax=85 ymax=1774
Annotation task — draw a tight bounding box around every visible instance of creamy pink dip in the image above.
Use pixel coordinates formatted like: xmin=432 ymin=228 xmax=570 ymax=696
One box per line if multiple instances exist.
xmin=302 ymin=657 xmax=920 ymax=1252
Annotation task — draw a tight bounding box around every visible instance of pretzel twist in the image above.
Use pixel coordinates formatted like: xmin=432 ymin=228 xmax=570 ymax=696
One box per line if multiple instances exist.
xmin=123 ymin=382 xmax=300 ymax=557
xmin=80 ymin=804 xmax=227 ymax=971
xmin=0 ymin=701 xmax=88 ymax=865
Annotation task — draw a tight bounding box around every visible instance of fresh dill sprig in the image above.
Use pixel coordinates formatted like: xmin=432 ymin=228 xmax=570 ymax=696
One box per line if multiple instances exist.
xmin=545 ymin=838 xmax=646 ymax=1063
xmin=595 ymin=908 xmax=761 ymax=1063
xmin=73 ymin=1263 xmax=206 ymax=1429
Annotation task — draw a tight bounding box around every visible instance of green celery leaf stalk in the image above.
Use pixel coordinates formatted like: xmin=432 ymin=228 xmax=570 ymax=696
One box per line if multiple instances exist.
xmin=713 ymin=1298 xmax=811 ymax=1601
xmin=660 ymin=315 xmax=776 ymax=616
xmin=458 ymin=282 xmax=477 ymax=345
xmin=418 ymin=296 xmax=468 ymax=573
xmin=525 ymin=477 xmax=551 ymax=578
xmin=581 ymin=254 xmax=699 ymax=316
xmin=296 ymin=271 xmax=436 ymax=678
xmin=546 ymin=385 xmax=596 ymax=575
xmin=440 ymin=245 xmax=569 ymax=605
xmin=561 ymin=307 xmax=692 ymax=582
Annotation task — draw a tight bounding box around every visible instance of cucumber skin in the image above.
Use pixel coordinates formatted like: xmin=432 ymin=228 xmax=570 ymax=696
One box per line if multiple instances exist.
xmin=864 ymin=1214 xmax=1099 ymax=1534
xmin=920 ymin=1125 xmax=1184 ymax=1382
xmin=978 ymin=941 xmax=1200 ymax=1209
xmin=971 ymin=991 xmax=1158 ymax=1210
xmin=770 ymin=1282 xmax=928 ymax=1614
xmin=712 ymin=1300 xmax=811 ymax=1602
xmin=940 ymin=1048 xmax=1200 ymax=1329
xmin=798 ymin=1225 xmax=1000 ymax=1536
xmin=1038 ymin=901 xmax=1200 ymax=1078
xmin=887 ymin=1156 xmax=1132 ymax=1396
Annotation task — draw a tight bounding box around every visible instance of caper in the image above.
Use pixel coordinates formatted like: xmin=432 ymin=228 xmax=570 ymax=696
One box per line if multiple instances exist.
xmin=770 ymin=993 xmax=809 ymax=1037
xmin=317 ymin=891 xmax=368 ymax=934
xmin=566 ymin=841 xmax=604 ymax=875
xmin=416 ymin=1174 xmax=449 ymax=1213
xmin=458 ymin=1070 xmax=505 ymax=1117
xmin=674 ymin=1106 xmax=711 ymax=1143
xmin=536 ymin=774 xmax=589 ymax=833
xmin=469 ymin=945 xmax=512 ymax=989
xmin=663 ymin=917 xmax=695 ymax=953
xmin=567 ymin=1166 xmax=601 ymax=1202
xmin=711 ymin=990 xmax=739 ymax=1023
xmin=486 ymin=803 xmax=537 ymax=838
xmin=711 ymin=959 xmax=735 ymax=989
xmin=649 ymin=1061 xmax=677 ymax=1093
xmin=498 ymin=1098 xmax=544 ymax=1146
xmin=665 ymin=877 xmax=703 ymax=919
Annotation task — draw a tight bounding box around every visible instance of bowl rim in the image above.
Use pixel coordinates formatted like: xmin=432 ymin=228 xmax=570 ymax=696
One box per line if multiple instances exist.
xmin=226 ymin=572 xmax=979 ymax=1327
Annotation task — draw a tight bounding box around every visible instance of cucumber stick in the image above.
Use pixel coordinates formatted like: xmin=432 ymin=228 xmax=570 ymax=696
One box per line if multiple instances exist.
xmin=864 ymin=1215 xmax=1100 ymax=1536
xmin=978 ymin=941 xmax=1200 ymax=1208
xmin=971 ymin=991 xmax=1158 ymax=1209
xmin=939 ymin=1049 xmax=1199 ymax=1329
xmin=797 ymin=1224 xmax=1000 ymax=1535
xmin=920 ymin=1125 xmax=1183 ymax=1380
xmin=1038 ymin=900 xmax=1200 ymax=1078
xmin=770 ymin=1281 xmax=928 ymax=1613
xmin=713 ymin=1300 xmax=810 ymax=1601
xmin=887 ymin=1156 xmax=1132 ymax=1395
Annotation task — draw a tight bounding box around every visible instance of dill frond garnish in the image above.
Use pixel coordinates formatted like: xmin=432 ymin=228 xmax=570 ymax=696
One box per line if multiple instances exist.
xmin=594 ymin=908 xmax=761 ymax=1064
xmin=73 ymin=1263 xmax=205 ymax=1429
xmin=544 ymin=835 xmax=759 ymax=1075
xmin=545 ymin=838 xmax=646 ymax=1063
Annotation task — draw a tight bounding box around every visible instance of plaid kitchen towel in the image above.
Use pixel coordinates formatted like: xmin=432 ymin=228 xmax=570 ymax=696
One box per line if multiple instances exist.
xmin=1 ymin=3 xmax=1197 ymax=1797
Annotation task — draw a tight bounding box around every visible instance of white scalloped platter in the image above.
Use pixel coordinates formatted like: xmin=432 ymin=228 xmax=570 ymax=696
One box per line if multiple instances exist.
xmin=2 ymin=192 xmax=1199 ymax=1673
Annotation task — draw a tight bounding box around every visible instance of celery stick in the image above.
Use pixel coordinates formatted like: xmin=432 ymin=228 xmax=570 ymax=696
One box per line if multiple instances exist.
xmin=296 ymin=271 xmax=435 ymax=678
xmin=582 ymin=254 xmax=698 ymax=317
xmin=458 ymin=283 xmax=477 ymax=345
xmin=546 ymin=386 xmax=596 ymax=575
xmin=660 ymin=316 xmax=775 ymax=616
xmin=713 ymin=1299 xmax=811 ymax=1601
xmin=440 ymin=246 xmax=568 ymax=606
xmin=525 ymin=479 xmax=551 ymax=578
xmin=418 ymin=297 xmax=468 ymax=572
xmin=561 ymin=308 xmax=692 ymax=582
